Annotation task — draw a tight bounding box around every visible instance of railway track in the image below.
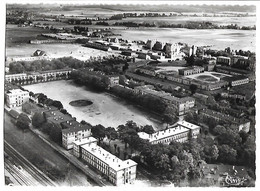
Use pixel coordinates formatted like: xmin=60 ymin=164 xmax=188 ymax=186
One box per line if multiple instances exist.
xmin=4 ymin=141 xmax=57 ymax=186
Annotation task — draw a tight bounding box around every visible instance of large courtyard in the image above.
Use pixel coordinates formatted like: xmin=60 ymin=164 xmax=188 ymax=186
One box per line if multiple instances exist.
xmin=23 ymin=80 xmax=164 ymax=130
xmin=185 ymin=71 xmax=232 ymax=83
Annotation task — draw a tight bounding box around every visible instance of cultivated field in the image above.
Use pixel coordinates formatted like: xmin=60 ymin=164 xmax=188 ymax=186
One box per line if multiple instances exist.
xmin=5 ymin=24 xmax=52 ymax=47
xmin=112 ymin=28 xmax=256 ymax=51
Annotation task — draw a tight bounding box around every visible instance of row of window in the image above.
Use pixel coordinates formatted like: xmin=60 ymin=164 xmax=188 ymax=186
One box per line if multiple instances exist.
xmin=153 ymin=133 xmax=188 ymax=144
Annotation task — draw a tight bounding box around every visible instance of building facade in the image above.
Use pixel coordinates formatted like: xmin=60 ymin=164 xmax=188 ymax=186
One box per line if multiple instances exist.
xmin=178 ymin=66 xmax=204 ymax=76
xmin=200 ymin=108 xmax=250 ymax=133
xmin=5 ymin=89 xmax=29 ymax=108
xmin=217 ymin=56 xmax=231 ymax=66
xmin=61 ymin=121 xmax=92 ymax=150
xmin=81 ymin=142 xmax=137 ymax=186
xmin=138 ymin=120 xmax=200 ymax=144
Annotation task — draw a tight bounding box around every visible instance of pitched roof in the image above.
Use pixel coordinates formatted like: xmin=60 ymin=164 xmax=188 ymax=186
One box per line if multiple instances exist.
xmin=33 ymin=49 xmax=47 ymax=57
xmin=61 ymin=121 xmax=92 ymax=134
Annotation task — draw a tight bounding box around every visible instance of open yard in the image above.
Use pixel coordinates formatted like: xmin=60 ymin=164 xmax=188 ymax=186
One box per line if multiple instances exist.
xmin=196 ymin=75 xmax=219 ymax=82
xmin=23 ymin=80 xmax=163 ymax=130
xmin=186 ymin=71 xmax=232 ymax=83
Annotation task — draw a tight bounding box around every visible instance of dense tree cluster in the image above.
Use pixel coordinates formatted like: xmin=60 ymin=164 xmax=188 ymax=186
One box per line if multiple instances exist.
xmin=70 ymin=69 xmax=110 ymax=91
xmin=114 ymin=21 xmax=156 ymax=28
xmin=16 ymin=113 xmax=31 ymax=130
xmin=9 ymin=56 xmax=127 ymax=75
xmin=37 ymin=93 xmax=64 ymax=110
xmin=111 ymin=85 xmax=170 ymax=115
xmin=184 ymin=114 xmax=255 ymax=179
xmin=159 ymin=21 xmax=255 ymax=30
xmin=109 ymin=14 xmax=124 ymax=20
xmin=96 ymin=21 xmax=109 ymax=26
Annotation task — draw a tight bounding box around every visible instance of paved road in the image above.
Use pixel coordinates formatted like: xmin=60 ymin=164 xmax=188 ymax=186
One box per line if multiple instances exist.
xmin=5 ymin=141 xmax=57 ymax=186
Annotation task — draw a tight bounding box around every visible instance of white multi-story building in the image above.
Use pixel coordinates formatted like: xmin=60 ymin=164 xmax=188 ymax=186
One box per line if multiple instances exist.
xmin=72 ymin=137 xmax=98 ymax=158
xmin=5 ymin=89 xmax=30 ymax=108
xmin=61 ymin=121 xmax=92 ymax=150
xmin=138 ymin=120 xmax=200 ymax=145
xmin=81 ymin=142 xmax=137 ymax=186
xmin=5 ymin=73 xmax=27 ymax=83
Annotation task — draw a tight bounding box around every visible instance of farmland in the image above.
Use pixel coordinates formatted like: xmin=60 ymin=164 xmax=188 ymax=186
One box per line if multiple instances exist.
xmin=5 ymin=24 xmax=52 ymax=47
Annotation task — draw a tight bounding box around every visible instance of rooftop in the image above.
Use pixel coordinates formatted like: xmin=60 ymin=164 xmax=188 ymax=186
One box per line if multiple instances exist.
xmin=7 ymin=89 xmax=28 ymax=95
xmin=222 ymin=75 xmax=249 ymax=82
xmin=135 ymin=85 xmax=194 ymax=103
xmin=61 ymin=121 xmax=92 ymax=134
xmin=217 ymin=56 xmax=231 ymax=59
xmin=44 ymin=110 xmax=74 ymax=125
xmin=176 ymin=120 xmax=200 ymax=130
xmin=4 ymin=83 xmax=20 ymax=92
xmin=179 ymin=66 xmax=204 ymax=72
xmin=138 ymin=125 xmax=189 ymax=143
xmin=201 ymin=108 xmax=250 ymax=124
xmin=73 ymin=137 xmax=97 ymax=146
xmin=81 ymin=143 xmax=137 ymax=171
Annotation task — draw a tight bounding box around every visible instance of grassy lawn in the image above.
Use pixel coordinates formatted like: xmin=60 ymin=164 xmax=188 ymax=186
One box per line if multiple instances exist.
xmin=6 ymin=24 xmax=52 ymax=46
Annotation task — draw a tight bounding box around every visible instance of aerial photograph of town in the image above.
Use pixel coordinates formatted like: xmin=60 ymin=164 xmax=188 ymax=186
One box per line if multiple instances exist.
xmin=3 ymin=0 xmax=257 ymax=188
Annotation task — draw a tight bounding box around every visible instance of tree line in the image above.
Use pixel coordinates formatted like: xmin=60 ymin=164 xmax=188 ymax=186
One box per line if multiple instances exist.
xmin=8 ymin=56 xmax=127 ymax=75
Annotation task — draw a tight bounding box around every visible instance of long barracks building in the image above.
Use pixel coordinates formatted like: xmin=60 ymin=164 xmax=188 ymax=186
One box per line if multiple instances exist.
xmin=80 ymin=142 xmax=137 ymax=186
xmin=138 ymin=120 xmax=200 ymax=144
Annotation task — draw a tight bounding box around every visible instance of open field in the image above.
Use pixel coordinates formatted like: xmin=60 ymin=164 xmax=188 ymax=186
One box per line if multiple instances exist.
xmin=112 ymin=28 xmax=255 ymax=51
xmin=186 ymin=71 xmax=231 ymax=83
xmin=196 ymin=75 xmax=219 ymax=82
xmin=6 ymin=24 xmax=52 ymax=47
xmin=156 ymin=66 xmax=185 ymax=73
xmin=6 ymin=43 xmax=120 ymax=60
xmin=23 ymin=80 xmax=163 ymax=130
xmin=121 ymin=16 xmax=256 ymax=27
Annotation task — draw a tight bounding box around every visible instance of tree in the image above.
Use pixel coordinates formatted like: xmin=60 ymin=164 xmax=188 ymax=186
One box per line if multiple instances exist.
xmin=217 ymin=144 xmax=237 ymax=164
xmin=40 ymin=122 xmax=52 ymax=135
xmin=32 ymin=112 xmax=46 ymax=128
xmin=122 ymin=63 xmax=129 ymax=72
xmin=189 ymin=84 xmax=198 ymax=94
xmin=91 ymin=124 xmax=106 ymax=144
xmin=186 ymin=55 xmax=195 ymax=66
xmin=52 ymin=100 xmax=63 ymax=110
xmin=117 ymin=124 xmax=138 ymax=148
xmin=187 ymin=166 xmax=202 ymax=182
xmin=140 ymin=125 xmax=155 ymax=134
xmin=203 ymin=144 xmax=219 ymax=163
xmin=154 ymin=154 xmax=171 ymax=172
xmin=114 ymin=143 xmax=117 ymax=151
xmin=213 ymin=125 xmax=226 ymax=135
xmin=49 ymin=123 xmax=62 ymax=144
xmin=16 ymin=113 xmax=31 ymax=130
xmin=105 ymin=127 xmax=118 ymax=145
